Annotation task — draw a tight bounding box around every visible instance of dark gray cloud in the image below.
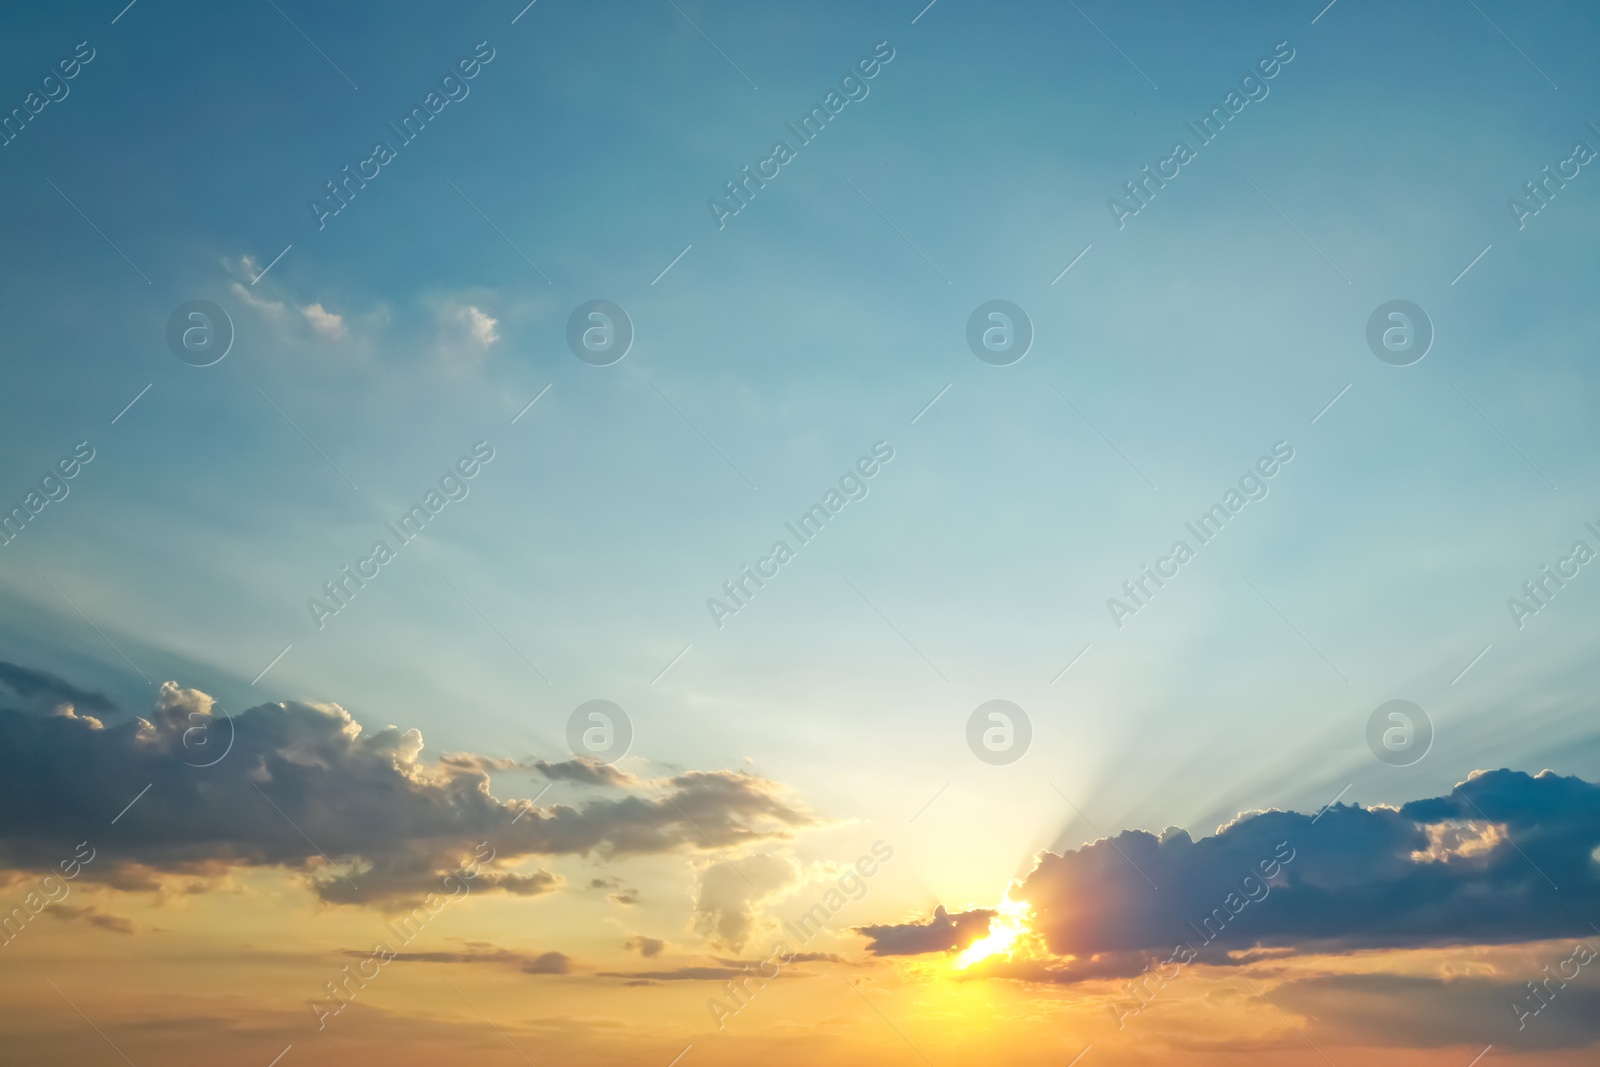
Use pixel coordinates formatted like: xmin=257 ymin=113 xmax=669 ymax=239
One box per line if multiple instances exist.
xmin=350 ymin=942 xmax=572 ymax=974
xmin=1012 ymin=769 xmax=1600 ymax=970
xmin=0 ymin=661 xmax=118 ymax=717
xmin=533 ymin=758 xmax=639 ymax=787
xmin=856 ymin=904 xmax=995 ymax=956
xmin=588 ymin=876 xmax=642 ymax=904
xmin=48 ymin=904 xmax=134 ymax=934
xmin=596 ymin=965 xmax=751 ymax=982
xmin=597 ymin=954 xmax=839 ymax=982
xmin=312 ymin=861 xmax=561 ymax=906
xmin=0 ymin=671 xmax=816 ymax=907
xmin=435 ymin=753 xmax=523 ymax=774
xmin=719 ymin=951 xmax=844 ymax=965
xmin=624 ymin=936 xmax=664 ymax=957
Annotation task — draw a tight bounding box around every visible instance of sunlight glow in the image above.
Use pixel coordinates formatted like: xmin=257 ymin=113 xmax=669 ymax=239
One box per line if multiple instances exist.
xmin=955 ymin=894 xmax=1033 ymax=969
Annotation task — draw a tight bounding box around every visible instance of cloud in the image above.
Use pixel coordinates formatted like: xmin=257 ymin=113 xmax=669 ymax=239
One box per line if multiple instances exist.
xmin=856 ymin=905 xmax=995 ymax=957
xmin=436 ymin=302 xmax=499 ymax=359
xmin=437 ymin=753 xmax=522 ymax=774
xmin=353 ymin=942 xmax=572 ymax=975
xmin=1008 ymin=769 xmax=1600 ymax=974
xmin=717 ymin=952 xmax=844 ymax=966
xmin=523 ymin=951 xmax=573 ymax=975
xmin=300 ymin=303 xmax=348 ymax=339
xmin=462 ymin=306 xmax=498 ymax=346
xmin=784 ymin=951 xmax=845 ymax=963
xmin=691 ymin=852 xmax=798 ymax=951
xmin=228 ymin=281 xmax=285 ymax=315
xmin=0 ymin=662 xmax=117 ymax=718
xmin=221 ymin=257 xmax=288 ymax=314
xmin=625 ymin=936 xmax=664 ymax=958
xmin=597 ymin=953 xmax=843 ymax=983
xmin=534 ymin=758 xmax=640 ymax=787
xmin=586 ymin=875 xmax=640 ymax=904
xmin=596 ymin=965 xmax=753 ymax=982
xmin=47 ymin=904 xmax=134 ymax=934
xmin=0 ymin=667 xmax=818 ymax=907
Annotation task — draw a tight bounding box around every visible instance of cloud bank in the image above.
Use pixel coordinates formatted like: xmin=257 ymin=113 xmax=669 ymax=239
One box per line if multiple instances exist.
xmin=1013 ymin=769 xmax=1599 ymax=966
xmin=0 ymin=665 xmax=816 ymax=907
xmin=876 ymin=769 xmax=1600 ymax=984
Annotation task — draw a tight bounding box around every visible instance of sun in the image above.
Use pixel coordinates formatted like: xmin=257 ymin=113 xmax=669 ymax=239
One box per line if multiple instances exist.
xmin=954 ymin=894 xmax=1033 ymax=969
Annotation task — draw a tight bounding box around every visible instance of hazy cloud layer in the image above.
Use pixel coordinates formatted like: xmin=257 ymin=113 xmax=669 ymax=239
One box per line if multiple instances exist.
xmin=1273 ymin=971 xmax=1600 ymax=1052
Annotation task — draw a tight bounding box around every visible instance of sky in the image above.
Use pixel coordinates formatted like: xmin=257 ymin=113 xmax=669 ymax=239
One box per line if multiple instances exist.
xmin=2 ymin=0 xmax=1600 ymax=1064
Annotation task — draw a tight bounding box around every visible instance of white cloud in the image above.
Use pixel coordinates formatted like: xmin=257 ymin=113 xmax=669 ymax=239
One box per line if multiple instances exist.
xmin=223 ymin=254 xmax=259 ymax=284
xmin=228 ymin=281 xmax=285 ymax=315
xmin=461 ymin=305 xmax=499 ymax=348
xmin=432 ymin=302 xmax=502 ymax=364
xmin=301 ymin=303 xmax=348 ymax=340
xmin=467 ymin=303 xmax=496 ymax=347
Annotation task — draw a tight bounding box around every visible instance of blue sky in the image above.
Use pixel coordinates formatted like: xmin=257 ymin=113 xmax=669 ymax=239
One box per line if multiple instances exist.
xmin=4 ymin=0 xmax=1600 ymax=918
